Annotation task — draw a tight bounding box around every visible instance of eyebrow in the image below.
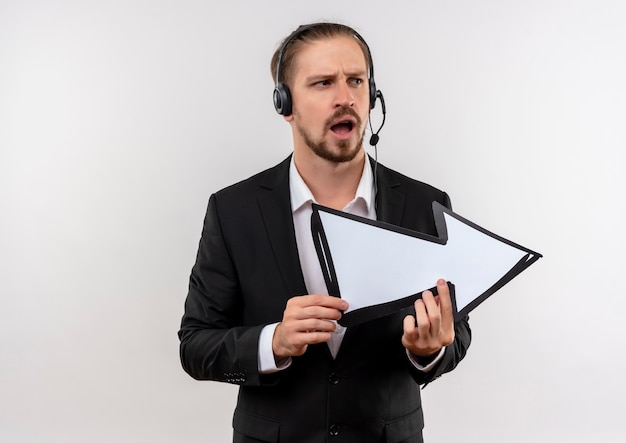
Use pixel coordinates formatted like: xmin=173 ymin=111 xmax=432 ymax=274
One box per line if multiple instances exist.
xmin=304 ymin=70 xmax=368 ymax=83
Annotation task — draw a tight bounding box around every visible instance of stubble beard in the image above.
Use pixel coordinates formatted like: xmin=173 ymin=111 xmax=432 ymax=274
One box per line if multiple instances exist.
xmin=294 ymin=107 xmax=366 ymax=164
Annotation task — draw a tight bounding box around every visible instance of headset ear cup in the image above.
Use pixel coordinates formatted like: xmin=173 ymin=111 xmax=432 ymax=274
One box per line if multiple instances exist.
xmin=273 ymin=83 xmax=292 ymax=116
xmin=369 ymin=78 xmax=377 ymax=109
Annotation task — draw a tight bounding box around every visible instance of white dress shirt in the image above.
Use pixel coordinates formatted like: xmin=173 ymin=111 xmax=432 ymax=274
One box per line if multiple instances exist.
xmin=258 ymin=155 xmax=444 ymax=373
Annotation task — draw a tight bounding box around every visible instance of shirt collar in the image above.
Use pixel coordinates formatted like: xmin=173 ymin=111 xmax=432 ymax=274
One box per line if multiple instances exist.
xmin=289 ymin=154 xmax=375 ymax=213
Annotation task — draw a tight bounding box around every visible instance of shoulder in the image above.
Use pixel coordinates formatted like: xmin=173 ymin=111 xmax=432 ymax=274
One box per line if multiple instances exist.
xmin=213 ymin=156 xmax=291 ymax=201
xmin=198 ymin=156 xmax=292 ymax=233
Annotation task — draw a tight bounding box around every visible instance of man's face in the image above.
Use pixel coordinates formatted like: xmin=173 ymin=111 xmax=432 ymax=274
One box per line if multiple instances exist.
xmin=286 ymin=36 xmax=370 ymax=163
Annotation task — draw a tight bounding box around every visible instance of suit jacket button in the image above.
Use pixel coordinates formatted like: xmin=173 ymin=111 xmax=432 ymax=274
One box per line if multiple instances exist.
xmin=329 ymin=424 xmax=340 ymax=436
xmin=328 ymin=372 xmax=340 ymax=385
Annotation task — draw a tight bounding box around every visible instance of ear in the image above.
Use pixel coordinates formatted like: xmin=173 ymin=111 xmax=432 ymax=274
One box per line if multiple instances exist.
xmin=283 ymin=114 xmax=294 ymax=122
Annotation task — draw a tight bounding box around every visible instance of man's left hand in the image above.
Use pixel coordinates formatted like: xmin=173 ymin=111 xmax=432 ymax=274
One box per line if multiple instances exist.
xmin=402 ymin=279 xmax=455 ymax=358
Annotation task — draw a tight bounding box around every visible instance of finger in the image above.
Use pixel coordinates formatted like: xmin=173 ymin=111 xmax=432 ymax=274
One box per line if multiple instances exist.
xmin=403 ymin=314 xmax=416 ymax=337
xmin=300 ymin=330 xmax=333 ymax=345
xmin=284 ymin=298 xmax=345 ymax=322
xmin=329 ymin=296 xmax=349 ymax=311
xmin=422 ymin=290 xmax=441 ymax=333
xmin=286 ymin=317 xmax=337 ymax=334
xmin=294 ymin=305 xmax=344 ymax=322
xmin=437 ymin=279 xmax=454 ymax=327
xmin=401 ymin=314 xmax=418 ymax=349
xmin=283 ymin=306 xmax=341 ymax=321
xmin=293 ymin=294 xmax=349 ymax=311
xmin=414 ymin=297 xmax=430 ymax=335
xmin=284 ymin=331 xmax=331 ymax=353
xmin=306 ymin=318 xmax=339 ymax=333
xmin=436 ymin=279 xmax=456 ymax=345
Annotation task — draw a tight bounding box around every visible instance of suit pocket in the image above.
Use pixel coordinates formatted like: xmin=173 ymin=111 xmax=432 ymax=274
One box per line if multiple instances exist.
xmin=383 ymin=407 xmax=424 ymax=443
xmin=233 ymin=408 xmax=280 ymax=442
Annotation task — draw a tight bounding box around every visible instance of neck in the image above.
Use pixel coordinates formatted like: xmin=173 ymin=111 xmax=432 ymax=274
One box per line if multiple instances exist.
xmin=293 ymin=148 xmax=366 ymax=211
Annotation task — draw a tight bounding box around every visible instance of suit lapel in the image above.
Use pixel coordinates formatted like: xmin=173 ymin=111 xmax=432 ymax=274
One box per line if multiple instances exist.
xmin=256 ymin=157 xmax=308 ymax=298
xmin=372 ymin=158 xmax=405 ymax=226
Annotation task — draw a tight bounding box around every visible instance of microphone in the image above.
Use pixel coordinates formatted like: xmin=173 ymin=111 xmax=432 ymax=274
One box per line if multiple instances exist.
xmin=368 ymin=90 xmax=386 ymax=214
xmin=369 ymin=90 xmax=386 ymax=146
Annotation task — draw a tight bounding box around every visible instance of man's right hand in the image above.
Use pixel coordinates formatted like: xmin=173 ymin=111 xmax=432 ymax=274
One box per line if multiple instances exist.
xmin=272 ymin=295 xmax=348 ymax=359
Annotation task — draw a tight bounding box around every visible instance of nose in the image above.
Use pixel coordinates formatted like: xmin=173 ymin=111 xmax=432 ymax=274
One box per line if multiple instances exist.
xmin=334 ymin=81 xmax=354 ymax=108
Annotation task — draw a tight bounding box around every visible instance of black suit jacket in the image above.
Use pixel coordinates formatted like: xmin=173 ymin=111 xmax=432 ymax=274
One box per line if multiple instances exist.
xmin=179 ymin=156 xmax=471 ymax=443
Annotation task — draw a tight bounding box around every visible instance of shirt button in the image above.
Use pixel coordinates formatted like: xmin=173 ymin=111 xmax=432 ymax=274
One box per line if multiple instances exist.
xmin=329 ymin=424 xmax=340 ymax=436
xmin=328 ymin=372 xmax=340 ymax=385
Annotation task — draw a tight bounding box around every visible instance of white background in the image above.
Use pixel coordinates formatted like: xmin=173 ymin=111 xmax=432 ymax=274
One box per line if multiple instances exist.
xmin=1 ymin=1 xmax=625 ymax=442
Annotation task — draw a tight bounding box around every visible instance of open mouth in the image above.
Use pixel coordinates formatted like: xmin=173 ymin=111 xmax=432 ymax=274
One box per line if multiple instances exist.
xmin=330 ymin=119 xmax=355 ymax=136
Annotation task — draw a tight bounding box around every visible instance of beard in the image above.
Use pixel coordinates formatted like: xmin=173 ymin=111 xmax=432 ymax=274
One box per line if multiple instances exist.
xmin=294 ymin=107 xmax=365 ymax=163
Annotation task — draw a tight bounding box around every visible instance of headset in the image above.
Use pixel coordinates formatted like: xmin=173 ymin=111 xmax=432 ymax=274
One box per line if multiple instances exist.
xmin=273 ymin=23 xmax=381 ymax=117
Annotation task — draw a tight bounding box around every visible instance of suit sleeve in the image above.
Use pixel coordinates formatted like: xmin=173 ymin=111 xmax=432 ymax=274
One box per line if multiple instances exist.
xmin=178 ymin=194 xmax=274 ymax=387
xmin=407 ymin=316 xmax=471 ymax=386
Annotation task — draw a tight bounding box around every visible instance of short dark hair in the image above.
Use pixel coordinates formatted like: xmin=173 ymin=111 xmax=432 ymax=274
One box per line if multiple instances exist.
xmin=270 ymin=22 xmax=371 ymax=88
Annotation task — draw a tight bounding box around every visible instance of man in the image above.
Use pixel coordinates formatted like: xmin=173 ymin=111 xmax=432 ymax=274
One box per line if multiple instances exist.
xmin=179 ymin=22 xmax=471 ymax=443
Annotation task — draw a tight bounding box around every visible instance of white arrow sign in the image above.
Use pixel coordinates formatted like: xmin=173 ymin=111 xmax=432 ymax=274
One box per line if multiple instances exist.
xmin=311 ymin=202 xmax=541 ymax=326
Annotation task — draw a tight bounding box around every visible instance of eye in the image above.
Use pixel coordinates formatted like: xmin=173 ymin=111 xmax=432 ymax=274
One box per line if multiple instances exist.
xmin=349 ymin=78 xmax=364 ymax=86
xmin=313 ymin=79 xmax=331 ymax=87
